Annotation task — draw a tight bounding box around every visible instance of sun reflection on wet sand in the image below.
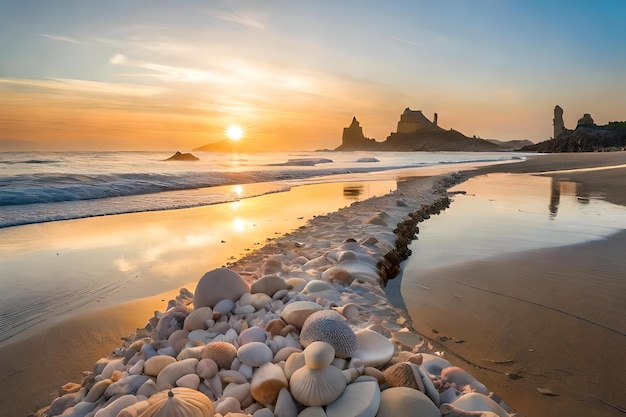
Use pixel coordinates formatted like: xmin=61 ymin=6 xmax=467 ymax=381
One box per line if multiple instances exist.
xmin=0 ymin=180 xmax=395 ymax=344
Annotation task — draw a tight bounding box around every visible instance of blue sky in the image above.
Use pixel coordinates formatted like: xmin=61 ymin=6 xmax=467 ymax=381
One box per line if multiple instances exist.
xmin=1 ymin=0 xmax=625 ymax=150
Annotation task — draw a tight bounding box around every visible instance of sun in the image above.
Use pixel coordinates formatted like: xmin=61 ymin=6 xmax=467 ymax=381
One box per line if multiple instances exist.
xmin=225 ymin=125 xmax=244 ymax=141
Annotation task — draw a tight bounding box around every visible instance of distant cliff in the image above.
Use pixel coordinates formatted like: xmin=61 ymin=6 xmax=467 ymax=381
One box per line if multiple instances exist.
xmin=335 ymin=108 xmax=504 ymax=152
xmin=522 ymin=109 xmax=626 ymax=152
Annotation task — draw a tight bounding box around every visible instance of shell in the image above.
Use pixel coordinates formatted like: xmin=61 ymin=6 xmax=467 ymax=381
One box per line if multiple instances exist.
xmin=237 ymin=342 xmax=273 ymax=367
xmin=351 ymin=329 xmax=394 ymax=367
xmin=156 ymin=358 xmax=199 ymax=390
xmin=251 ymin=275 xmax=289 ymax=296
xmin=238 ymin=326 xmax=268 ymax=345
xmin=143 ymin=356 xmax=176 ymax=377
xmin=284 ymin=351 xmax=306 ymax=380
xmin=280 ymin=301 xmax=324 ymax=329
xmin=129 ymin=387 xmax=214 ymax=417
xmin=250 ymin=362 xmax=289 ymax=405
xmin=383 ymin=362 xmax=425 ymax=392
xmin=289 ymin=365 xmax=346 ymax=407
xmin=299 ymin=310 xmax=358 ymax=359
xmin=183 ymin=307 xmax=214 ymax=331
xmin=448 ymin=392 xmax=510 ymax=417
xmin=325 ymin=376 xmax=381 ymax=417
xmin=302 ymin=280 xmax=335 ymax=295
xmin=201 ymin=341 xmax=237 ymax=369
xmin=193 ymin=267 xmax=249 ymax=309
xmin=376 ymin=387 xmax=440 ymax=417
xmin=441 ymin=366 xmax=489 ymax=395
xmin=303 ymin=341 xmax=335 ymax=370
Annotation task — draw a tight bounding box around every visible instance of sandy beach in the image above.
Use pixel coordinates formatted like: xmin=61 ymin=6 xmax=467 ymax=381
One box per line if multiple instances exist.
xmin=0 ymin=151 xmax=624 ymax=417
xmin=401 ymin=151 xmax=626 ymax=416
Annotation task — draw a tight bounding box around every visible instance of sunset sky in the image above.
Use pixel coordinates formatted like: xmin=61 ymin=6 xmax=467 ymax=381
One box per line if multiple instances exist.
xmin=1 ymin=1 xmax=625 ymax=151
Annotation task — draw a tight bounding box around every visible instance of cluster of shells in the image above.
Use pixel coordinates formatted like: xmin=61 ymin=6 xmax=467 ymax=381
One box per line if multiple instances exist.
xmin=44 ymin=190 xmax=515 ymax=417
xmin=47 ymin=263 xmax=514 ymax=417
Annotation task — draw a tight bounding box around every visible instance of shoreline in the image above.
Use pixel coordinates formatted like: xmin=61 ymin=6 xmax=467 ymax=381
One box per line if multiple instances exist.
xmin=1 ymin=151 xmax=624 ymax=417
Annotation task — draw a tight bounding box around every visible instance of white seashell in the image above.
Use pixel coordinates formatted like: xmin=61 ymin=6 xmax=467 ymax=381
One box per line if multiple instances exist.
xmin=335 ymin=303 xmax=359 ymax=320
xmin=449 ymin=393 xmax=510 ymax=417
xmin=202 ymin=341 xmax=238 ymax=369
xmin=251 ymin=362 xmax=289 ymax=405
xmin=250 ymin=293 xmax=273 ymax=310
xmin=300 ymin=310 xmax=358 ymax=359
xmin=215 ymin=396 xmax=242 ymax=415
xmin=213 ymin=299 xmax=235 ymax=315
xmin=284 ymin=352 xmax=306 ymax=380
xmin=303 ymin=341 xmax=335 ymax=370
xmin=128 ymin=359 xmax=144 ymax=375
xmin=273 ymin=347 xmax=302 ymax=363
xmin=325 ymin=376 xmax=380 ymax=417
xmin=223 ymin=382 xmax=251 ymax=404
xmin=376 ymin=387 xmax=439 ymax=417
xmin=281 ymin=301 xmax=324 ymax=329
xmin=275 ymin=387 xmax=299 ymax=417
xmin=297 ymin=406 xmax=327 ymax=417
xmin=176 ymin=373 xmax=200 ymax=390
xmin=219 ymin=369 xmax=249 ymax=385
xmin=238 ymin=326 xmax=268 ymax=345
xmin=156 ymin=358 xmax=199 ymax=390
xmin=289 ymin=364 xmax=346 ymax=406
xmin=188 ymin=329 xmax=211 ymax=344
xmin=238 ymin=342 xmax=274 ymax=367
xmin=285 ymin=277 xmax=308 ymax=292
xmin=183 ymin=307 xmax=214 ymax=331
xmin=351 ymin=329 xmax=395 ymax=367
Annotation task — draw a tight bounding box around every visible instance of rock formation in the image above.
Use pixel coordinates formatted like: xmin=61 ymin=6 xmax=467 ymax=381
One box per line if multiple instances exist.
xmin=553 ymin=105 xmax=565 ymax=139
xmin=522 ymin=106 xmax=626 ymax=152
xmin=165 ymin=151 xmax=199 ymax=161
xmin=335 ymin=117 xmax=380 ymax=151
xmin=335 ymin=108 xmax=503 ymax=152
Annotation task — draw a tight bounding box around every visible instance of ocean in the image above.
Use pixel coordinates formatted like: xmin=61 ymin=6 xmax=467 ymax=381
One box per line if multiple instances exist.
xmin=0 ymin=150 xmax=521 ymax=228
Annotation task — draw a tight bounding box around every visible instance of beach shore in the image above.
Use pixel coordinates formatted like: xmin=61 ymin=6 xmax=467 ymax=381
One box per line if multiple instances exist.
xmin=1 ymin=151 xmax=624 ymax=417
xmin=401 ymin=151 xmax=626 ymax=417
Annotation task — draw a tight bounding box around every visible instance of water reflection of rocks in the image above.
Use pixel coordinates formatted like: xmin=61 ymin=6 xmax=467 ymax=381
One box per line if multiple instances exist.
xmin=549 ymin=178 xmax=585 ymax=217
xmin=343 ymin=184 xmax=364 ymax=199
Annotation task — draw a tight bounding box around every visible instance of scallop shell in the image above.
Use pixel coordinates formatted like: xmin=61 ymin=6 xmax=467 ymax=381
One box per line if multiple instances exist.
xmin=383 ymin=362 xmax=425 ymax=392
xmin=351 ymin=329 xmax=394 ymax=367
xmin=303 ymin=341 xmax=335 ymax=370
xmin=299 ymin=310 xmax=358 ymax=359
xmin=201 ymin=341 xmax=237 ymax=369
xmin=289 ymin=365 xmax=346 ymax=406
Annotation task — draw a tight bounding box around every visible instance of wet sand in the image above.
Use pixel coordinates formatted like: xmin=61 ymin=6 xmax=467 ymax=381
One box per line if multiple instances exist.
xmin=401 ymin=151 xmax=626 ymax=416
xmin=1 ymin=152 xmax=624 ymax=416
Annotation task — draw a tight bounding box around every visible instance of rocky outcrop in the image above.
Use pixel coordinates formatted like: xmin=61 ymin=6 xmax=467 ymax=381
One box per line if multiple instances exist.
xmin=165 ymin=151 xmax=199 ymax=161
xmin=335 ymin=117 xmax=381 ymax=151
xmin=335 ymin=108 xmax=504 ymax=152
xmin=553 ymin=105 xmax=565 ymax=139
xmin=523 ymin=107 xmax=626 ymax=152
xmin=522 ymin=125 xmax=626 ymax=152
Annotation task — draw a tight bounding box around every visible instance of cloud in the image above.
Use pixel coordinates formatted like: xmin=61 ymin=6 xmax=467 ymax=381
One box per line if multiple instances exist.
xmin=389 ymin=36 xmax=421 ymax=47
xmin=0 ymin=77 xmax=166 ymax=97
xmin=203 ymin=9 xmax=265 ymax=29
xmin=40 ymin=33 xmax=83 ymax=44
xmin=110 ymin=54 xmax=127 ymax=65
